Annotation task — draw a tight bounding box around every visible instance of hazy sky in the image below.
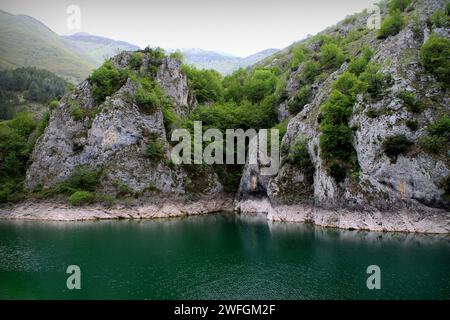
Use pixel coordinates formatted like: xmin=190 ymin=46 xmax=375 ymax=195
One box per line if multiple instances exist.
xmin=1 ymin=0 xmax=377 ymax=57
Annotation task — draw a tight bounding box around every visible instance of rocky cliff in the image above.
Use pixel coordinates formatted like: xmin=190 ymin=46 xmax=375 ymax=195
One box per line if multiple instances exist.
xmin=25 ymin=50 xmax=222 ymax=199
xmin=236 ymin=0 xmax=450 ymax=233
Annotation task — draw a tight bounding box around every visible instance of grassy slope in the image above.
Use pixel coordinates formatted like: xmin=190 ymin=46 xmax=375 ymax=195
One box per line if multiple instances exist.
xmin=0 ymin=10 xmax=94 ymax=83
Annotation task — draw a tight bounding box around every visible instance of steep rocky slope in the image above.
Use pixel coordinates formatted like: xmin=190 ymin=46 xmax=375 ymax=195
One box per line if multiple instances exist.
xmin=25 ymin=50 xmax=222 ymax=200
xmin=237 ymin=0 xmax=450 ymax=233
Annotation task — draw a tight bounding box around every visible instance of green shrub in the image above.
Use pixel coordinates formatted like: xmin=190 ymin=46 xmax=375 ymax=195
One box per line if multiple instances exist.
xmin=320 ymin=123 xmax=354 ymax=161
xmin=169 ymin=50 xmax=184 ymax=63
xmin=287 ymin=138 xmax=313 ymax=171
xmin=428 ymin=115 xmax=450 ymax=140
xmin=290 ymin=45 xmax=308 ymax=69
xmin=389 ymin=0 xmax=411 ymax=12
xmin=420 ymin=34 xmax=450 ymax=83
xmin=420 ymin=134 xmax=443 ymax=154
xmin=89 ymin=61 xmax=128 ymax=104
xmin=146 ymin=139 xmax=165 ymax=161
xmin=367 ymin=108 xmax=382 ymax=118
xmin=319 ymin=43 xmax=346 ymax=70
xmin=399 ymin=90 xmax=422 ymax=113
xmin=288 ymin=85 xmax=311 ymax=114
xmin=332 ymin=72 xmax=361 ymax=99
xmin=382 ymin=134 xmax=413 ymax=161
xmin=0 ymin=114 xmax=36 ymax=203
xmin=69 ymin=101 xmax=85 ymax=120
xmin=348 ymin=47 xmax=374 ymax=76
xmin=298 ymin=61 xmax=321 ymax=85
xmin=378 ymin=10 xmax=405 ymax=39
xmin=7 ymin=111 xmax=36 ymax=137
xmin=190 ymin=97 xmax=277 ymax=132
xmin=129 ymin=52 xmax=144 ymax=70
xmin=183 ymin=65 xmax=224 ymax=103
xmin=68 ymin=191 xmax=94 ymax=206
xmin=143 ymin=47 xmax=165 ymax=77
xmin=243 ymin=69 xmax=278 ymax=103
xmin=429 ymin=9 xmax=449 ymax=28
xmin=359 ymin=64 xmax=389 ymax=98
xmin=65 ymin=166 xmax=100 ymax=193
xmin=135 ymin=77 xmax=170 ymax=114
xmin=406 ymin=119 xmax=419 ymax=131
xmin=49 ymin=100 xmax=60 ymax=110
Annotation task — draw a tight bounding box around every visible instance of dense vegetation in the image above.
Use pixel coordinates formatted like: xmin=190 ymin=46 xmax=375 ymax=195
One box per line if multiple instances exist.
xmin=89 ymin=61 xmax=128 ymax=104
xmin=0 ymin=67 xmax=70 ymax=119
xmin=420 ymin=33 xmax=450 ymax=84
xmin=0 ymin=111 xmax=46 ymax=202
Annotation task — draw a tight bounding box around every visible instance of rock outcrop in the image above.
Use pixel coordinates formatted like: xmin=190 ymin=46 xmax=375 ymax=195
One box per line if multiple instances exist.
xmin=237 ymin=0 xmax=450 ymax=233
xmin=25 ymin=51 xmax=221 ymax=198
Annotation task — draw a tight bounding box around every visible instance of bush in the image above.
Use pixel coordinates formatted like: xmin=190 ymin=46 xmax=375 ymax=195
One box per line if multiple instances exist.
xmin=420 ymin=135 xmax=443 ymax=154
xmin=135 ymin=77 xmax=170 ymax=114
xmin=287 ymin=138 xmax=313 ymax=171
xmin=389 ymin=0 xmax=411 ymax=12
xmin=428 ymin=115 xmax=450 ymax=140
xmin=298 ymin=61 xmax=321 ymax=85
xmin=89 ymin=61 xmax=128 ymax=104
xmin=359 ymin=64 xmax=388 ymax=98
xmin=367 ymin=108 xmax=382 ymax=118
xmin=420 ymin=34 xmax=450 ymax=83
xmin=288 ymin=85 xmax=311 ymax=114
xmin=190 ymin=97 xmax=277 ymax=132
xmin=243 ymin=69 xmax=278 ymax=103
xmin=429 ymin=9 xmax=449 ymax=28
xmin=69 ymin=101 xmax=85 ymax=120
xmin=0 ymin=113 xmax=36 ymax=203
xmin=7 ymin=111 xmax=36 ymax=137
xmin=64 ymin=166 xmax=100 ymax=193
xmin=143 ymin=47 xmax=165 ymax=77
xmin=146 ymin=139 xmax=165 ymax=161
xmin=49 ymin=100 xmax=60 ymax=110
xmin=169 ymin=50 xmax=184 ymax=63
xmin=68 ymin=191 xmax=94 ymax=206
xmin=183 ymin=65 xmax=224 ymax=103
xmin=348 ymin=47 xmax=374 ymax=76
xmin=378 ymin=10 xmax=405 ymax=39
xmin=332 ymin=72 xmax=361 ymax=99
xmin=382 ymin=134 xmax=413 ymax=161
xmin=319 ymin=43 xmax=346 ymax=70
xmin=290 ymin=45 xmax=308 ymax=69
xmin=399 ymin=90 xmax=421 ymax=113
xmin=406 ymin=119 xmax=419 ymax=131
xmin=129 ymin=52 xmax=144 ymax=70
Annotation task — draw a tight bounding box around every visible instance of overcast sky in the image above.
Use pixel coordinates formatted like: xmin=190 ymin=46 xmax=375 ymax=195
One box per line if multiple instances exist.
xmin=1 ymin=0 xmax=377 ymax=57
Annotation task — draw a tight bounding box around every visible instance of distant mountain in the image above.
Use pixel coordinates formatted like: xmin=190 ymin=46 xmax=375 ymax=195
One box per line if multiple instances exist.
xmin=0 ymin=10 xmax=94 ymax=83
xmin=62 ymin=32 xmax=140 ymax=66
xmin=0 ymin=9 xmax=276 ymax=81
xmin=180 ymin=48 xmax=279 ymax=74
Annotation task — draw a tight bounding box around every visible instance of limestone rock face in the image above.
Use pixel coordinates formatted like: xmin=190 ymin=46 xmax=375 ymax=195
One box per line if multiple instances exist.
xmin=237 ymin=0 xmax=450 ymax=232
xmin=156 ymin=57 xmax=197 ymax=116
xmin=25 ymin=51 xmax=220 ymax=197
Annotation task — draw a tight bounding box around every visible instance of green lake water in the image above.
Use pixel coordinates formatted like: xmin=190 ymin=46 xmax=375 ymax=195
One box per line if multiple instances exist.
xmin=0 ymin=213 xmax=449 ymax=299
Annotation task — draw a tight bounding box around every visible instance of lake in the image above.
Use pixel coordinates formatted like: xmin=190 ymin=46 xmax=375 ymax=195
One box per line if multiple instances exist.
xmin=0 ymin=213 xmax=449 ymax=299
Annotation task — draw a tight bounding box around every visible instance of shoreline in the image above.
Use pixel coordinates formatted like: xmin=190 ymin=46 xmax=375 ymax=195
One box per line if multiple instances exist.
xmin=1 ymin=197 xmax=449 ymax=234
